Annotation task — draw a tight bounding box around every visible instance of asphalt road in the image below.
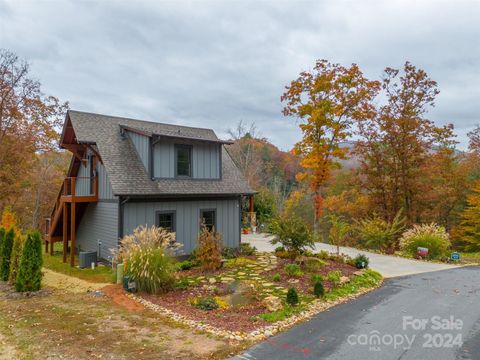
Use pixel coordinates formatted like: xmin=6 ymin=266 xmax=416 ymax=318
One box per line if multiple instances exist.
xmin=243 ymin=233 xmax=458 ymax=277
xmin=232 ymin=267 xmax=480 ymax=360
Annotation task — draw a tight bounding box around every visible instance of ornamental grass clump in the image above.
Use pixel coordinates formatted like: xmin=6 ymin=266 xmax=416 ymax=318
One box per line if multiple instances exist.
xmin=355 ymin=211 xmax=405 ymax=253
xmin=117 ymin=225 xmax=182 ymax=294
xmin=196 ymin=225 xmax=223 ymax=271
xmin=400 ymin=223 xmax=450 ymax=260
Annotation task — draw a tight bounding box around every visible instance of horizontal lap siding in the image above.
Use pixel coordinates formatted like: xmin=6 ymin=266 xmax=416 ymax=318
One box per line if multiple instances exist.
xmin=123 ymin=198 xmax=240 ymax=254
xmin=76 ymin=201 xmax=119 ymax=262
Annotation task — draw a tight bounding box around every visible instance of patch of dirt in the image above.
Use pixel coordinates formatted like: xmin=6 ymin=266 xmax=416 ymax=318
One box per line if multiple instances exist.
xmin=0 ymin=283 xmax=234 ymax=359
xmin=0 ymin=280 xmax=50 ymax=299
xmin=0 ymin=332 xmax=19 ymax=360
xmin=102 ymin=284 xmax=144 ymax=311
xmin=42 ymin=268 xmax=108 ymax=293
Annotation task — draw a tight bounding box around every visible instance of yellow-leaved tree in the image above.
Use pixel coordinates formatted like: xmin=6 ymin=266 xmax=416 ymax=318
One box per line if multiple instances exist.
xmin=456 ymin=180 xmax=480 ymax=251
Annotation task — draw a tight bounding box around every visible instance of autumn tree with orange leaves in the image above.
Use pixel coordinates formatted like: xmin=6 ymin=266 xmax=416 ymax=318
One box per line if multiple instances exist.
xmin=0 ymin=49 xmax=68 ymax=228
xmin=355 ymin=62 xmax=456 ymax=224
xmin=281 ymin=60 xmax=379 ymax=233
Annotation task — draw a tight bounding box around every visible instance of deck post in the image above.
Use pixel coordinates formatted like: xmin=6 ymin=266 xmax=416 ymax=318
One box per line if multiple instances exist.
xmin=70 ymin=202 xmax=76 ymax=267
xmin=50 ymin=235 xmax=54 ymax=255
xmin=62 ymin=202 xmax=67 ymax=263
xmin=248 ymin=195 xmax=256 ymax=232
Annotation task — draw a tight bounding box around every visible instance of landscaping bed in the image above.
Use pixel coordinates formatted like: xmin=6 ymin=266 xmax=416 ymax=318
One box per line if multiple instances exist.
xmin=133 ymin=250 xmax=382 ymax=340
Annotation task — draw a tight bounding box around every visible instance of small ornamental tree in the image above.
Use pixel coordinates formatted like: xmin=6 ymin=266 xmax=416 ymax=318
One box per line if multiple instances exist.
xmin=0 ymin=228 xmax=14 ymax=281
xmin=1 ymin=207 xmax=18 ymax=232
xmin=328 ymin=214 xmax=350 ymax=255
xmin=196 ymin=225 xmax=223 ymax=271
xmin=8 ymin=234 xmax=24 ymax=285
xmin=269 ymin=216 xmax=314 ymax=257
xmin=15 ymin=231 xmax=43 ymax=292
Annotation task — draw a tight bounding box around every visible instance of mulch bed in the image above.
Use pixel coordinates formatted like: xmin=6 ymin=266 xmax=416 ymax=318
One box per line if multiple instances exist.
xmin=261 ymin=258 xmax=358 ymax=295
xmin=139 ymin=254 xmax=359 ymax=333
xmin=141 ymin=281 xmax=269 ymax=333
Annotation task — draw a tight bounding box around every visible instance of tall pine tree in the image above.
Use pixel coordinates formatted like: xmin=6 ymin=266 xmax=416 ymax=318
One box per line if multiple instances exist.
xmin=15 ymin=230 xmax=43 ymax=292
xmin=0 ymin=228 xmax=14 ymax=281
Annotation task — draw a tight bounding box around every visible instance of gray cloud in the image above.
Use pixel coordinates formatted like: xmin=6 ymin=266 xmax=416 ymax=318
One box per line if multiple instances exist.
xmin=1 ymin=0 xmax=479 ymax=150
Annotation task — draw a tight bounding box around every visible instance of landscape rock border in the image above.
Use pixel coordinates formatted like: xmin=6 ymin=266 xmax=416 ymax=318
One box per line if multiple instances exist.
xmin=128 ymin=277 xmax=383 ymax=342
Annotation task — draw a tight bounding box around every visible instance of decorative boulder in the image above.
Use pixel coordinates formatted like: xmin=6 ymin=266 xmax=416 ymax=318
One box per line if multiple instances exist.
xmin=262 ymin=295 xmax=283 ymax=312
xmin=340 ymin=276 xmax=350 ymax=285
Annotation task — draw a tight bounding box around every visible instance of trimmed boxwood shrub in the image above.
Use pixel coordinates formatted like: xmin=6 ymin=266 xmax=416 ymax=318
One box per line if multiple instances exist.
xmin=313 ymin=281 xmax=325 ymax=298
xmin=286 ymin=287 xmax=299 ymax=306
xmin=354 ymin=254 xmax=369 ymax=269
xmin=15 ymin=231 xmax=43 ymax=292
xmin=0 ymin=228 xmax=15 ymax=281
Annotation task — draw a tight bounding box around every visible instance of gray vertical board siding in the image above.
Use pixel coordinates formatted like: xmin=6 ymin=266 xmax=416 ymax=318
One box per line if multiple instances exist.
xmin=75 ymin=150 xmax=114 ymax=200
xmin=193 ymin=142 xmax=220 ymax=179
xmin=122 ymin=198 xmax=240 ymax=253
xmin=75 ymin=201 xmax=119 ymax=261
xmin=127 ymin=130 xmax=150 ymax=173
xmin=97 ymin=161 xmax=115 ymax=200
xmin=153 ymin=139 xmax=220 ymax=179
xmin=153 ymin=141 xmax=174 ymax=178
xmin=75 ymin=159 xmax=91 ymax=196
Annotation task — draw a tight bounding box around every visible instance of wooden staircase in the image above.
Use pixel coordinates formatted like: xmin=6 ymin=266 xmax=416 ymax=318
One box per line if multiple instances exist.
xmin=44 ymin=176 xmax=98 ymax=266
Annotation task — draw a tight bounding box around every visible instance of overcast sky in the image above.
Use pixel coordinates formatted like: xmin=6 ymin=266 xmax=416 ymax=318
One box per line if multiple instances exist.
xmin=1 ymin=0 xmax=479 ymax=150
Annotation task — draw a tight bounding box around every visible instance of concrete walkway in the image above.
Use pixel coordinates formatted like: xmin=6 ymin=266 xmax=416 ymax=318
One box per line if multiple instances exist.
xmin=242 ymin=233 xmax=458 ymax=278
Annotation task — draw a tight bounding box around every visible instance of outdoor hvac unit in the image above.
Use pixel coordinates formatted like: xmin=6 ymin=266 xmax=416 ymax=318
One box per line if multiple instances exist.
xmin=79 ymin=251 xmax=97 ymax=269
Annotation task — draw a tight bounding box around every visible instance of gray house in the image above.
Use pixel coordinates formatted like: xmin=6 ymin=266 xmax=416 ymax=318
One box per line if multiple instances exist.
xmin=44 ymin=110 xmax=254 ymax=266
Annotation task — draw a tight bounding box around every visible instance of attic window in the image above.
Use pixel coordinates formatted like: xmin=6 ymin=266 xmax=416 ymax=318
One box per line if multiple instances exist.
xmin=175 ymin=144 xmax=192 ymax=178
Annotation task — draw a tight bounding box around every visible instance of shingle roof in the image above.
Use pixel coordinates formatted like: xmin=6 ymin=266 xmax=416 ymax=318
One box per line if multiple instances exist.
xmin=66 ymin=110 xmax=254 ymax=196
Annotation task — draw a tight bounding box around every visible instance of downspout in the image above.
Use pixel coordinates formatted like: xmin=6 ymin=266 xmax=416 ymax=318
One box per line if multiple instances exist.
xmin=118 ymin=196 xmax=130 ymax=241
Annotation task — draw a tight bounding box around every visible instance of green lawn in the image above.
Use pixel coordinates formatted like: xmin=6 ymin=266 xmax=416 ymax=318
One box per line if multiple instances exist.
xmin=43 ymin=243 xmax=114 ymax=284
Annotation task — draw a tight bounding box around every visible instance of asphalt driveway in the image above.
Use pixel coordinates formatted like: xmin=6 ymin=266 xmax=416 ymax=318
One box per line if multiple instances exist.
xmin=242 ymin=233 xmax=458 ymax=278
xmin=232 ymin=266 xmax=480 ymax=360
